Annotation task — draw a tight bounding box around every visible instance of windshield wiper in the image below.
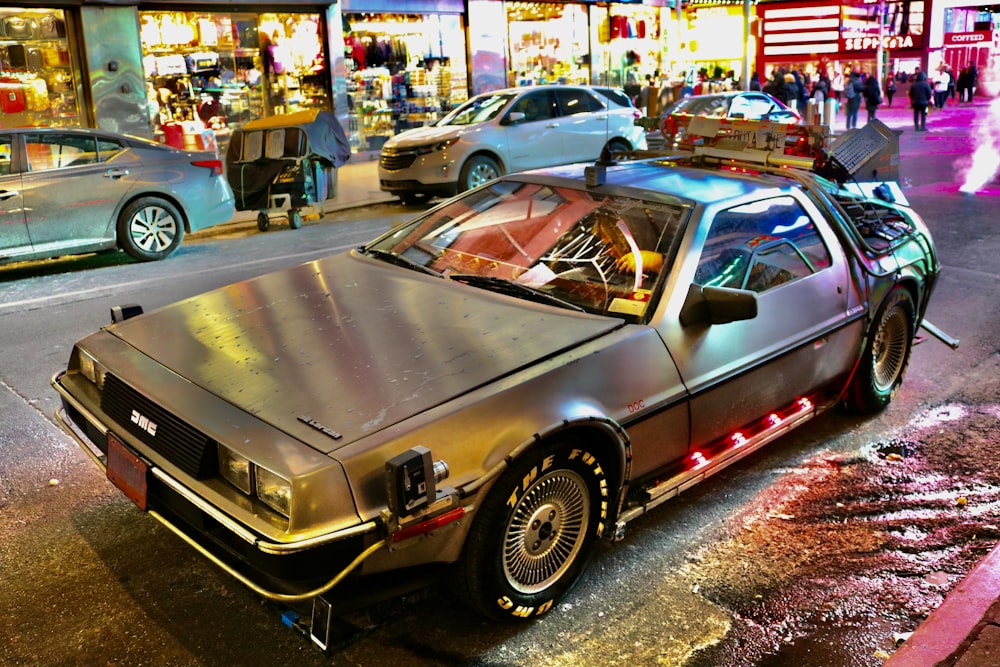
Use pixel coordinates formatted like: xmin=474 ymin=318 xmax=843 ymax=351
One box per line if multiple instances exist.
xmin=361 ymin=248 xmax=440 ymax=276
xmin=448 ymin=274 xmax=585 ymax=312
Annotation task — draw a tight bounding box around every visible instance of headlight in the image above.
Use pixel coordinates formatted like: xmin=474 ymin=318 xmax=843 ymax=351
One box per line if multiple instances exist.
xmin=77 ymin=350 xmax=106 ymax=388
xmin=415 ymin=138 xmax=458 ymax=155
xmin=255 ymin=467 xmax=291 ymax=517
xmin=218 ymin=445 xmax=291 ymax=517
xmin=218 ymin=446 xmax=252 ymax=494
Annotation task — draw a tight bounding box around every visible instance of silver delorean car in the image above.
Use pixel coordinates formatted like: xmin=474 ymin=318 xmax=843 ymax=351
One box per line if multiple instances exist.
xmin=53 ymin=138 xmax=945 ymax=646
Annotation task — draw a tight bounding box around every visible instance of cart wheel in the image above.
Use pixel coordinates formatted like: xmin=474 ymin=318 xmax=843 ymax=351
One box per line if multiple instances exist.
xmin=288 ymin=209 xmax=303 ymax=230
xmin=257 ymin=212 xmax=271 ymax=232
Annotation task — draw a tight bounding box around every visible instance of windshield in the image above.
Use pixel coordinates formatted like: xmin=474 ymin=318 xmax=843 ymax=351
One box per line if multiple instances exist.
xmin=365 ymin=179 xmax=687 ymax=321
xmin=437 ymin=93 xmax=517 ymax=126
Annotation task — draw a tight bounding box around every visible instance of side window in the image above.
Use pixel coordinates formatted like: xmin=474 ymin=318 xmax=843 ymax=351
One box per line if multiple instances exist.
xmin=96 ymin=137 xmax=125 ymax=162
xmin=729 ymin=97 xmax=752 ymax=119
xmin=24 ymin=133 xmax=99 ymax=171
xmin=511 ymin=91 xmax=554 ymax=123
xmin=0 ymin=136 xmax=12 ymax=175
xmin=745 ymin=95 xmax=776 ymax=119
xmin=556 ymin=89 xmax=602 ymax=116
xmin=694 ymin=196 xmax=832 ymax=293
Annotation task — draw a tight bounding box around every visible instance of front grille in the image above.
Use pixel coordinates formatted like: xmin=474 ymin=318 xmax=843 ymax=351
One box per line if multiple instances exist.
xmin=379 ymin=153 xmax=417 ymax=171
xmin=102 ymin=374 xmax=217 ymax=479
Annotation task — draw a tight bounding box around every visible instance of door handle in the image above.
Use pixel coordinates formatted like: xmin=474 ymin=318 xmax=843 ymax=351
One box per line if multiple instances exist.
xmin=105 ymin=168 xmax=130 ymax=179
xmin=0 ymin=189 xmax=18 ymax=200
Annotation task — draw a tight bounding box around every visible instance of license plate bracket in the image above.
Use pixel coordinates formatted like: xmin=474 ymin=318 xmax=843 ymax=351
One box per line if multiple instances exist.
xmin=107 ymin=431 xmax=148 ymax=510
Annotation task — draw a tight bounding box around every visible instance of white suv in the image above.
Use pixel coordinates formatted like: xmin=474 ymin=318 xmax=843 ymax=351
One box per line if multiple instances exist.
xmin=378 ymin=85 xmax=647 ymax=203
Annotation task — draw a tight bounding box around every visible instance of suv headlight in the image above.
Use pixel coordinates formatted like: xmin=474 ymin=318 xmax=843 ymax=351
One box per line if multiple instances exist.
xmin=415 ymin=138 xmax=458 ymax=155
xmin=218 ymin=445 xmax=291 ymax=517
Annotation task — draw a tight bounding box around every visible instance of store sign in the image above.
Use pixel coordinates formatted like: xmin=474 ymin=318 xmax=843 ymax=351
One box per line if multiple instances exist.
xmin=944 ymin=31 xmax=992 ymax=46
xmin=841 ymin=33 xmax=918 ymax=51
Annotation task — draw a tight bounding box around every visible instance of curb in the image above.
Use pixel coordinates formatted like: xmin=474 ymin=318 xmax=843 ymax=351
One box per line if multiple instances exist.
xmin=884 ymin=540 xmax=1000 ymax=666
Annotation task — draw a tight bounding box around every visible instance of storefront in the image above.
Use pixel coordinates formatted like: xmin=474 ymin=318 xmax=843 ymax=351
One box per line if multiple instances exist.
xmin=0 ymin=7 xmax=82 ymax=127
xmin=589 ymin=2 xmax=666 ymax=98
xmin=756 ymin=0 xmax=926 ymax=86
xmin=934 ymin=1 xmax=998 ymax=98
xmin=506 ymin=1 xmax=590 ymax=87
xmin=684 ymin=3 xmax=752 ymax=91
xmin=341 ymin=3 xmax=469 ymax=153
xmin=138 ymin=9 xmax=330 ymax=148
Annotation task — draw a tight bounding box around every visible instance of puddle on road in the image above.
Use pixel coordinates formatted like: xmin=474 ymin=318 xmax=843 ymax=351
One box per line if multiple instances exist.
xmin=683 ymin=402 xmax=1000 ymax=667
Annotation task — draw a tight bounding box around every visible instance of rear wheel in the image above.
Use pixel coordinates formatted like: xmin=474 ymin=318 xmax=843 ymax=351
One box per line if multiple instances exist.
xmin=288 ymin=209 xmax=302 ymax=230
xmin=454 ymin=438 xmax=609 ymax=620
xmin=846 ymin=287 xmax=915 ymax=412
xmin=257 ymin=212 xmax=270 ymax=232
xmin=117 ymin=197 xmax=184 ymax=261
xmin=605 ymin=139 xmax=630 ymax=159
xmin=459 ymin=155 xmax=502 ymax=193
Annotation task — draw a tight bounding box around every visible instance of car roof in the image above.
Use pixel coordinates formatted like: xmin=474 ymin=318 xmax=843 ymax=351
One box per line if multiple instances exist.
xmin=475 ymin=84 xmax=617 ymax=97
xmin=518 ymin=158 xmax=794 ymax=207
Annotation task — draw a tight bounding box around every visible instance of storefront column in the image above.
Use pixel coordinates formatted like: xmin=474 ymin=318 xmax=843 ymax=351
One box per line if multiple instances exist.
xmin=80 ymin=6 xmax=148 ymax=136
xmin=325 ymin=3 xmax=349 ymax=132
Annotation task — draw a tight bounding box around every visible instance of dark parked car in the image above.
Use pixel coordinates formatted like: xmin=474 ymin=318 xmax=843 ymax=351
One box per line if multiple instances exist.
xmin=53 ymin=142 xmax=942 ymax=647
xmin=0 ymin=127 xmax=234 ymax=264
xmin=661 ymin=91 xmax=802 ymax=149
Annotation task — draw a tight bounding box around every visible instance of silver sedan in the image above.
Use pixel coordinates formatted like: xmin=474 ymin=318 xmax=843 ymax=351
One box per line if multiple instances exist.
xmin=0 ymin=127 xmax=235 ymax=264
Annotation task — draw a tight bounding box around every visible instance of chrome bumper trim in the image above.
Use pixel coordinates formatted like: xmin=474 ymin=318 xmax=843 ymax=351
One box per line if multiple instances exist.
xmin=51 ymin=373 xmax=380 ymax=557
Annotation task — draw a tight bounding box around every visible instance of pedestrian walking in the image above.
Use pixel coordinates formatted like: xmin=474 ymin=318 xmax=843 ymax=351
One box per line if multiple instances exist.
xmin=843 ymin=71 xmax=863 ymax=130
xmin=863 ymin=75 xmax=882 ymax=124
xmin=932 ymin=68 xmax=949 ymax=109
xmin=908 ymin=71 xmax=933 ymax=132
xmin=968 ymin=61 xmax=979 ymax=101
xmin=885 ymin=72 xmax=896 ymax=107
xmin=831 ymin=69 xmax=845 ymax=102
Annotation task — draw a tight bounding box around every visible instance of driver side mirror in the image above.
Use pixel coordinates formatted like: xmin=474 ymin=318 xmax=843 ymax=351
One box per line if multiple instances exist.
xmin=679 ymin=284 xmax=758 ymax=327
xmin=505 ymin=111 xmax=526 ymax=125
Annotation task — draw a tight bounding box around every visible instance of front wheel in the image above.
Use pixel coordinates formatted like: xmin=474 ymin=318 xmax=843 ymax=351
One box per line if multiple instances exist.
xmin=459 ymin=155 xmax=502 ymax=193
xmin=846 ymin=287 xmax=915 ymax=412
xmin=453 ymin=439 xmax=609 ymax=621
xmin=257 ymin=212 xmax=271 ymax=232
xmin=288 ymin=209 xmax=302 ymax=230
xmin=117 ymin=197 xmax=184 ymax=261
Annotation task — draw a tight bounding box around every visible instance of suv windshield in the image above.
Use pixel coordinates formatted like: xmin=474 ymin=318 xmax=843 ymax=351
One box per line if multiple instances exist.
xmin=437 ymin=93 xmax=518 ymax=126
xmin=365 ymin=179 xmax=687 ymax=321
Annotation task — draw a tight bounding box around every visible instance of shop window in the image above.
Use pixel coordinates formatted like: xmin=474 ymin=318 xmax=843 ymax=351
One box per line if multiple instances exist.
xmin=344 ymin=13 xmax=470 ymax=153
xmin=0 ymin=9 xmax=81 ymax=129
xmin=140 ymin=10 xmax=329 ymax=147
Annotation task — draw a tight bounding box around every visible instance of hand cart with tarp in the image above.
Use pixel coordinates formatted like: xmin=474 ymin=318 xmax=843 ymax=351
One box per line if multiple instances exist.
xmin=225 ymin=110 xmax=351 ymax=231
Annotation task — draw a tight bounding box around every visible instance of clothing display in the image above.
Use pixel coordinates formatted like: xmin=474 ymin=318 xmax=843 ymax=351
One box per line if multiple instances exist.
xmin=344 ymin=13 xmax=468 ymax=153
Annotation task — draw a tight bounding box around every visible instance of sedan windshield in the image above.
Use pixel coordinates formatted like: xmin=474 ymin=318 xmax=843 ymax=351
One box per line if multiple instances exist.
xmin=365 ymin=179 xmax=687 ymax=321
xmin=437 ymin=93 xmax=517 ymax=126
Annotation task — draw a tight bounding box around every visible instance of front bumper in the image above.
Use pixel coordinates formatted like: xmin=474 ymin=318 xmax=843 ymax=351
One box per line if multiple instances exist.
xmin=52 ymin=372 xmax=382 ymax=601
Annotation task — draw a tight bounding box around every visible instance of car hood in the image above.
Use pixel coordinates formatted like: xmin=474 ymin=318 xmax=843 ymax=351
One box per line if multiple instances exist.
xmin=108 ymin=252 xmax=622 ymax=454
xmin=385 ymin=125 xmax=468 ymax=148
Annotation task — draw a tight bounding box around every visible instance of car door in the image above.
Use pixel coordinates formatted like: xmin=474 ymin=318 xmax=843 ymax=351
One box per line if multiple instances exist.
xmin=659 ymin=192 xmax=864 ymax=448
xmin=0 ymin=133 xmax=29 ymax=256
xmin=19 ymin=132 xmax=140 ymax=253
xmin=551 ymin=88 xmax=609 ymax=162
xmin=502 ymin=90 xmax=564 ymax=172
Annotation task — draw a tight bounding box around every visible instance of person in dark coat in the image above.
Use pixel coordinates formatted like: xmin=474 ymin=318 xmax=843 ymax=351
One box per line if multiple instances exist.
xmin=908 ymin=71 xmax=933 ymax=132
xmin=863 ymin=74 xmax=882 ymax=124
xmin=844 ymin=72 xmax=863 ymax=130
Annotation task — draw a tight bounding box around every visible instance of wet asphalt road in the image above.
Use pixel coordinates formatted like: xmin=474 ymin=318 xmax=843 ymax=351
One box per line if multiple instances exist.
xmin=1 ymin=106 xmax=999 ymax=666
